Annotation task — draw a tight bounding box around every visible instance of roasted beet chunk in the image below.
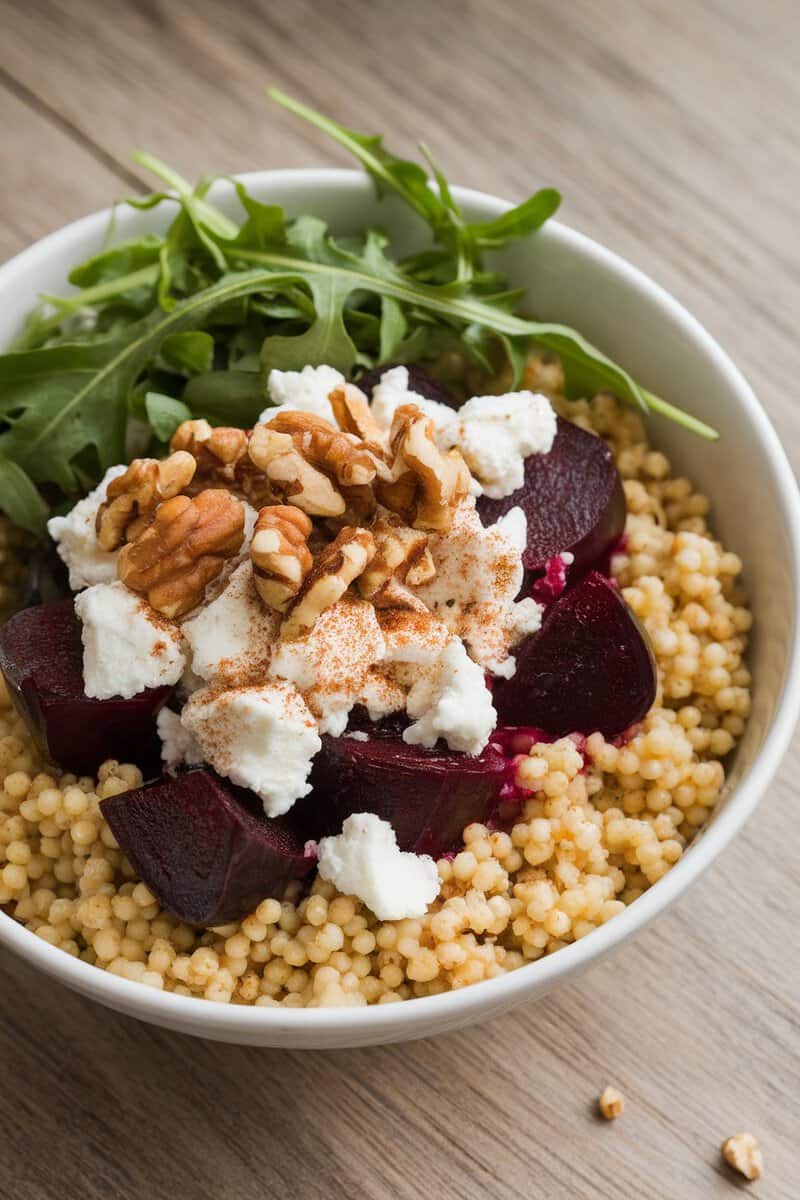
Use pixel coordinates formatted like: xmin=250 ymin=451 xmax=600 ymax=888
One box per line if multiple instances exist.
xmin=354 ymin=362 xmax=460 ymax=409
xmin=293 ymin=731 xmax=506 ymax=858
xmin=102 ymin=769 xmax=316 ymax=926
xmin=0 ymin=600 xmax=171 ymax=775
xmin=493 ymin=572 xmax=656 ymax=737
xmin=477 ymin=416 xmax=625 ymax=577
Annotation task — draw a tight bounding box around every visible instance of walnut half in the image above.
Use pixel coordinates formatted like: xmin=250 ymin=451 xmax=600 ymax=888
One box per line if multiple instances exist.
xmin=248 ymin=424 xmax=346 ymax=518
xmin=171 ymin=419 xmax=249 ymax=487
xmin=118 ymin=489 xmax=245 ymax=618
xmin=96 ymin=452 xmax=196 ymax=551
xmin=358 ymin=516 xmax=435 ymax=604
xmin=281 ymin=526 xmax=376 ymax=640
xmin=376 ymin=404 xmax=470 ymax=532
xmin=250 ymin=505 xmax=313 ymax=614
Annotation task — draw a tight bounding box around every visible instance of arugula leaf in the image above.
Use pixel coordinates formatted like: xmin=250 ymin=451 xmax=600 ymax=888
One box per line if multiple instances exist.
xmin=160 ymin=330 xmax=215 ymax=375
xmin=269 ymin=89 xmax=562 ymax=271
xmin=182 ymin=369 xmax=266 ymax=427
xmin=0 ymin=458 xmax=49 ymax=534
xmin=0 ymin=269 xmax=313 ymax=497
xmin=144 ymin=392 xmax=193 ymax=441
xmin=69 ymin=236 xmax=164 ymax=287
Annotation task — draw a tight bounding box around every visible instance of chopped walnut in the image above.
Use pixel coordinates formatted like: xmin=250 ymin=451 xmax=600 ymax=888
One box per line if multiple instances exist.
xmin=171 ymin=419 xmax=249 ymax=487
xmin=251 ymin=505 xmax=314 ymax=613
xmin=358 ymin=515 xmax=435 ymax=604
xmin=248 ymin=424 xmax=345 ymax=517
xmin=118 ymin=489 xmax=245 ymax=618
xmin=329 ymin=383 xmax=388 ymax=457
xmin=598 ymin=1086 xmax=625 ymax=1120
xmin=721 ymin=1133 xmax=763 ymax=1182
xmin=95 ymin=452 xmax=196 ymax=551
xmin=281 ymin=526 xmax=376 ymax=640
xmin=376 ymin=403 xmax=470 ymax=532
xmin=266 ymin=410 xmax=378 ymax=488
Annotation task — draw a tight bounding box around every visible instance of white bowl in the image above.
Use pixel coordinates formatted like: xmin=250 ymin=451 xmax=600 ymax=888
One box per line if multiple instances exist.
xmin=0 ymin=170 xmax=798 ymax=1048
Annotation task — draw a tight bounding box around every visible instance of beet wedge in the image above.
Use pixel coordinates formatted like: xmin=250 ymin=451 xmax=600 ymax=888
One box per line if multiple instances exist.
xmin=0 ymin=600 xmax=171 ymax=775
xmin=493 ymin=572 xmax=656 ymax=737
xmin=102 ymin=769 xmax=316 ymax=926
xmin=294 ymin=731 xmax=507 ymax=858
xmin=477 ymin=416 xmax=625 ymax=577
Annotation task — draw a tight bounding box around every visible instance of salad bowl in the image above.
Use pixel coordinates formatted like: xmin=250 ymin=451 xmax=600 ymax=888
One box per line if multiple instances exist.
xmin=0 ymin=167 xmax=797 ymax=1048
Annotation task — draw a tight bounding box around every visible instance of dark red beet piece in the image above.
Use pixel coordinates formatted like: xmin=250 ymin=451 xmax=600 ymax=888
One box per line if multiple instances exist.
xmin=293 ymin=732 xmax=506 ymax=858
xmin=477 ymin=416 xmax=626 ymax=577
xmin=0 ymin=600 xmax=171 ymax=775
xmin=354 ymin=362 xmax=460 ymax=409
xmin=492 ymin=572 xmax=656 ymax=737
xmin=102 ymin=769 xmax=316 ymax=925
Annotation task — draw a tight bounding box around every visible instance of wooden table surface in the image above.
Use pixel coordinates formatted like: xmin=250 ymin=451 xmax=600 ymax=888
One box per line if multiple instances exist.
xmin=1 ymin=1 xmax=798 ymax=1196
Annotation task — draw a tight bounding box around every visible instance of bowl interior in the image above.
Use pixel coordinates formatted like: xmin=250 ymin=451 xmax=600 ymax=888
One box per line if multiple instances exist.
xmin=0 ymin=169 xmax=796 ymax=1046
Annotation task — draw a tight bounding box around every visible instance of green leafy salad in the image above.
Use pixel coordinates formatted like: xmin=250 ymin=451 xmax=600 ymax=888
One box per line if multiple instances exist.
xmin=0 ymin=89 xmax=716 ymax=537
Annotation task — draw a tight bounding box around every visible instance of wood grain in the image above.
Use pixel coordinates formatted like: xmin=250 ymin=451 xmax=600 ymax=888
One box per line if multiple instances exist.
xmin=0 ymin=1 xmax=798 ymax=1196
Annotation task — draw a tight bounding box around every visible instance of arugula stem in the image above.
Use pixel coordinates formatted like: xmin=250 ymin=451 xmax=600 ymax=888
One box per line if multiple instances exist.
xmin=11 ymin=265 xmax=161 ymax=351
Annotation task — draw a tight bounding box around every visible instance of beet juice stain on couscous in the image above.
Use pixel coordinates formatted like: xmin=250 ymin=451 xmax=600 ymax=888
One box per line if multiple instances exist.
xmin=0 ymin=382 xmax=751 ymax=1008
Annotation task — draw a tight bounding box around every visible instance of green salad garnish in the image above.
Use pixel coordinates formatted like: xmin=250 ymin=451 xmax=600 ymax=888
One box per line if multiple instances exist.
xmin=0 ymin=90 xmax=717 ymax=535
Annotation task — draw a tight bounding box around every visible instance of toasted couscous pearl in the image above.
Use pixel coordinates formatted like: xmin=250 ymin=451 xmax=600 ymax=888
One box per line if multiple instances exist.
xmin=0 ymin=391 xmax=750 ymax=1005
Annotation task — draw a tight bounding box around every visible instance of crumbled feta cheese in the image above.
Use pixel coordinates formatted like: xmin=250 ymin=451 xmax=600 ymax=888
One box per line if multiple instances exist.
xmin=182 ymin=561 xmax=280 ymax=685
xmin=157 ymin=707 xmax=204 ymax=772
xmin=260 ymin=364 xmax=345 ymax=425
xmin=357 ymin=668 xmax=407 ymax=721
xmin=370 ymin=366 xmax=457 ymax=433
xmin=495 ymin=506 xmax=528 ymax=554
xmin=443 ymin=391 xmax=556 ymax=498
xmin=47 ymin=465 xmax=127 ymax=590
xmin=317 ymin=813 xmax=440 ymax=920
xmin=348 ymin=731 xmax=369 ymax=742
xmin=74 ymin=581 xmax=186 ymax=700
xmin=404 ymin=638 xmax=496 ymax=755
xmin=181 ymin=681 xmax=321 ymax=817
xmin=414 ymin=501 xmax=543 ymax=674
xmin=270 ymin=595 xmax=385 ymax=735
xmin=378 ymin=608 xmax=452 ymax=667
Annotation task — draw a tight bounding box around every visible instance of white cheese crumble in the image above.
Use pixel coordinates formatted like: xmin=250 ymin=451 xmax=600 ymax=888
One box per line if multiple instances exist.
xmin=404 ymin=637 xmax=496 ymax=756
xmin=47 ymin=465 xmax=127 ymax=590
xmin=74 ymin=581 xmax=186 ymax=700
xmin=269 ymin=595 xmax=386 ymax=735
xmin=413 ymin=501 xmax=543 ymax=675
xmin=442 ymin=390 xmax=556 ymax=498
xmin=317 ymin=813 xmax=441 ymax=920
xmin=181 ymin=681 xmax=321 ymax=817
xmin=260 ymin=364 xmax=345 ymax=426
xmin=370 ymin=365 xmax=457 ymax=433
xmin=157 ymin=707 xmax=204 ymax=772
xmin=182 ymin=560 xmax=280 ymax=686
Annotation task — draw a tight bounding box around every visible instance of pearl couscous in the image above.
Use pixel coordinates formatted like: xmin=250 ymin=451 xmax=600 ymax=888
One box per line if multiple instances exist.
xmin=0 ymin=388 xmax=751 ymax=1008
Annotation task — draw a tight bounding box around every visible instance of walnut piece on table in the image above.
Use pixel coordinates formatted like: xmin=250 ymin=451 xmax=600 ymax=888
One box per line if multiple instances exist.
xmin=598 ymin=1085 xmax=625 ymax=1120
xmin=721 ymin=1132 xmax=763 ymax=1181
